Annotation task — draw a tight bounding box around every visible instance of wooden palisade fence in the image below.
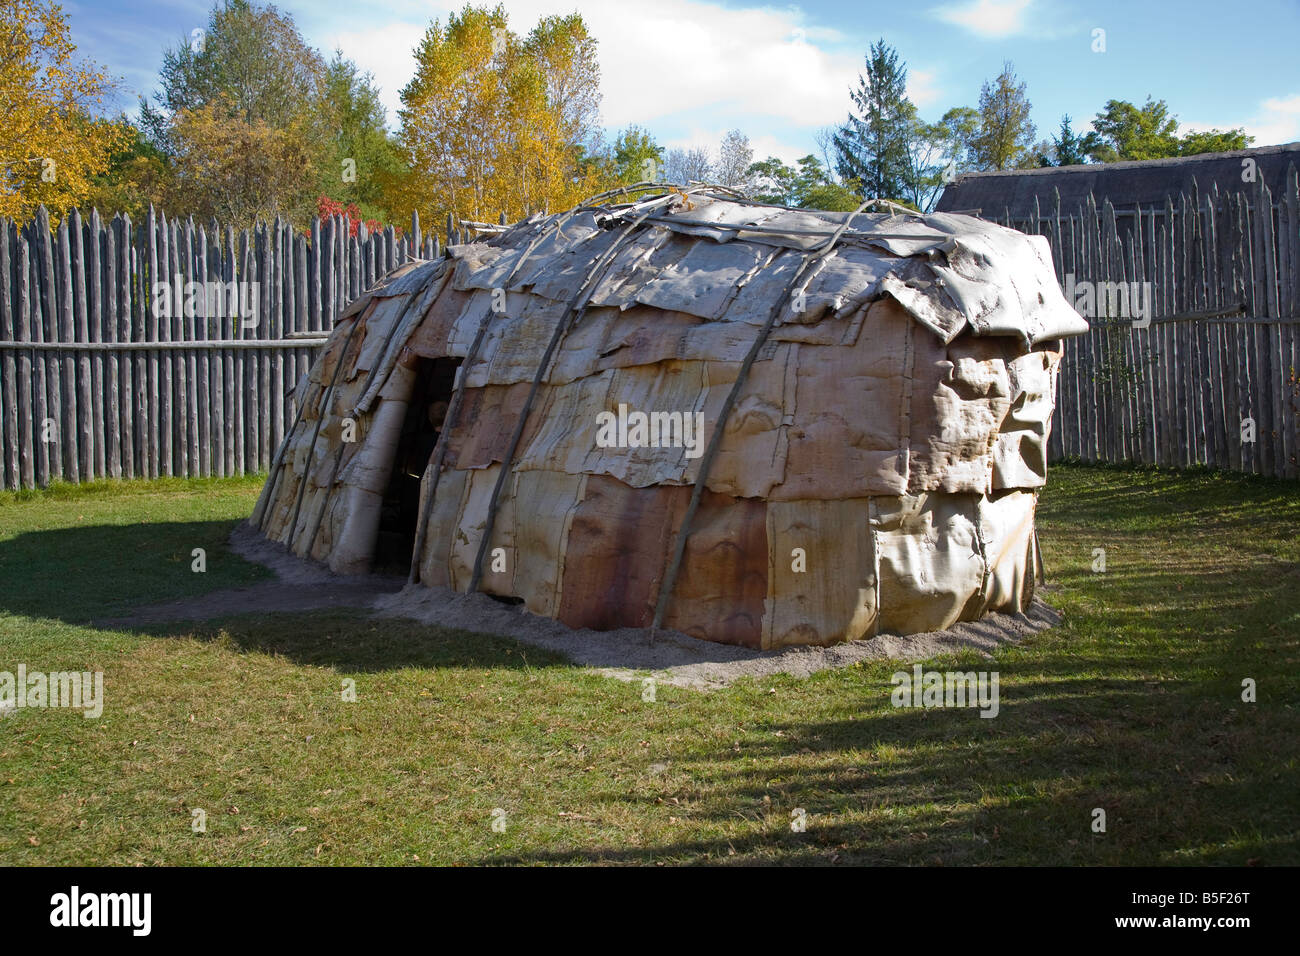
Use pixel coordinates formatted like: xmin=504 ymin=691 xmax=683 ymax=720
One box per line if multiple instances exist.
xmin=1 ymin=181 xmax=1297 ymax=490
xmin=1008 ymin=167 xmax=1300 ymax=479
xmin=0 ymin=207 xmax=490 ymax=490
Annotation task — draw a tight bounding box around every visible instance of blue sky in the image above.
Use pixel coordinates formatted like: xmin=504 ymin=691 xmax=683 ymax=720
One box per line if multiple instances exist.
xmin=65 ymin=0 xmax=1300 ymax=164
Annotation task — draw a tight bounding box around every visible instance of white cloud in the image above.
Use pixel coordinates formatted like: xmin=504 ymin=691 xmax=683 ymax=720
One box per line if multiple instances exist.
xmin=296 ymin=0 xmax=879 ymax=138
xmin=592 ymin=3 xmax=861 ymax=131
xmin=908 ymin=69 xmax=942 ymax=108
xmin=932 ymin=0 xmax=1034 ymax=39
xmin=317 ymin=20 xmax=426 ymax=121
xmin=1249 ymin=94 xmax=1300 ymax=146
xmin=1184 ymin=94 xmax=1300 ymax=148
xmin=749 ymin=132 xmax=821 ymax=166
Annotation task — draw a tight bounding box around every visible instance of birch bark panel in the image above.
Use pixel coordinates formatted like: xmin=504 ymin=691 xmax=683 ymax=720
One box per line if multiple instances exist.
xmin=764 ymin=498 xmax=876 ymax=648
xmin=555 ymin=475 xmax=686 ymax=631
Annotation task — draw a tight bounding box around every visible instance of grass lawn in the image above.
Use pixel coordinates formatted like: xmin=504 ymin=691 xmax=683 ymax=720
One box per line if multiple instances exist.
xmin=0 ymin=465 xmax=1296 ymax=866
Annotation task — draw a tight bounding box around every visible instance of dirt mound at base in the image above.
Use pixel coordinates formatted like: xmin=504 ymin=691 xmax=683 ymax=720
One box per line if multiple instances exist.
xmin=101 ymin=521 xmax=1060 ymax=689
xmin=373 ymin=583 xmax=1060 ymax=690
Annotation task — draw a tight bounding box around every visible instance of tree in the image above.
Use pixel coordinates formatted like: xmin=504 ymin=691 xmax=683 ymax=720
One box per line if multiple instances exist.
xmin=748 ymin=157 xmax=796 ymax=205
xmin=1024 ymin=140 xmax=1055 ymax=168
xmin=926 ymin=106 xmax=980 ymax=186
xmin=897 ymin=107 xmax=980 ymax=211
xmin=716 ymin=129 xmax=753 ymax=192
xmin=793 ymin=156 xmax=861 ymax=211
xmin=1081 ymin=98 xmax=1251 ymax=162
xmin=1080 ymin=98 xmax=1177 ymax=162
xmin=902 ymin=119 xmax=954 ymax=211
xmin=971 ymin=61 xmax=1036 ymax=170
xmin=141 ymin=0 xmax=328 ymax=226
xmin=167 ymin=96 xmax=316 ymax=225
xmin=664 ymin=147 xmax=712 ymax=185
xmin=1050 ymin=114 xmax=1087 ymax=166
xmin=612 ymin=126 xmax=665 ymax=184
xmin=813 ymin=126 xmax=840 ymax=178
xmin=746 ymin=155 xmax=860 ymax=211
xmin=900 ymin=119 xmax=939 ymax=209
xmin=0 ymin=0 xmax=131 ymax=220
xmin=1028 ymin=114 xmax=1086 ymax=167
xmin=523 ymin=14 xmax=601 ymax=151
xmin=398 ymin=4 xmax=606 ymax=221
xmin=84 ymin=123 xmax=171 ymax=220
xmin=314 ymin=52 xmax=405 ymax=224
xmin=833 ymin=39 xmax=915 ymax=200
xmin=1178 ymin=128 xmax=1253 ymax=156
xmin=142 ymin=0 xmax=324 ymax=151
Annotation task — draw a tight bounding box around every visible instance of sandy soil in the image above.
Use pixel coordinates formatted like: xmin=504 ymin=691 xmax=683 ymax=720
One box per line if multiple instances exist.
xmin=372 ymin=584 xmax=1060 ymax=689
xmin=101 ymin=520 xmax=1060 ymax=690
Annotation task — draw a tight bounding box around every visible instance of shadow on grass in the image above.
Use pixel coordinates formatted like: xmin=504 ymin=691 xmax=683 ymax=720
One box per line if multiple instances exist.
xmin=133 ymin=608 xmax=573 ymax=673
xmin=5 ymin=465 xmax=1298 ymax=864
xmin=476 ymin=467 xmax=1300 ymax=866
xmin=0 ymin=519 xmax=578 ymax=673
xmin=481 ymin=658 xmax=1299 ymax=865
xmin=0 ymin=519 xmax=271 ymax=624
xmin=1037 ymin=464 xmax=1300 ymax=532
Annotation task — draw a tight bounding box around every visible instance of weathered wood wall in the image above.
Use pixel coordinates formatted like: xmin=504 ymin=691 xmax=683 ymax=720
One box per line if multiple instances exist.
xmin=1000 ymin=169 xmax=1299 ymax=479
xmin=0 ymin=207 xmax=477 ymax=489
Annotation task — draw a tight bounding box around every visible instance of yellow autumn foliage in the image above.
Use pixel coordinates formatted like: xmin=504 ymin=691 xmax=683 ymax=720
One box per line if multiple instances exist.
xmin=0 ymin=0 xmax=131 ymax=221
xmin=395 ymin=4 xmax=612 ymax=226
xmin=168 ymin=97 xmax=318 ymax=227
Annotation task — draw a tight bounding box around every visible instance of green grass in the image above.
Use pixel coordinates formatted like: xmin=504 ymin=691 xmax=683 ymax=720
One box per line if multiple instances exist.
xmin=0 ymin=466 xmax=1296 ymax=865
xmin=0 ymin=475 xmax=270 ymax=622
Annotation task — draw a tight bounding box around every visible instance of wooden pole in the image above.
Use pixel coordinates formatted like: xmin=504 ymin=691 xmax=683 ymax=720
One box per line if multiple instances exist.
xmin=0 ymin=221 xmax=16 ymax=488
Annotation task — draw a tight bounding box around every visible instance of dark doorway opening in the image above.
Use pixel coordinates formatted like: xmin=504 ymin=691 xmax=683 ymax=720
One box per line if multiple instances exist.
xmin=374 ymin=356 xmax=462 ymax=574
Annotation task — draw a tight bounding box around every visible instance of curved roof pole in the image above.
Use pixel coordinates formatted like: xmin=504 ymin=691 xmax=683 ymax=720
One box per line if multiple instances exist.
xmin=283 ymin=315 xmax=369 ymax=554
xmin=465 ymin=194 xmax=681 ymax=595
xmin=649 ymin=199 xmax=883 ymax=641
xmin=283 ymin=261 xmax=449 ymax=554
xmin=407 ymin=204 xmax=603 ymax=585
xmin=260 ymin=259 xmax=447 ymax=542
xmin=252 ymin=312 xmax=363 ymax=532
